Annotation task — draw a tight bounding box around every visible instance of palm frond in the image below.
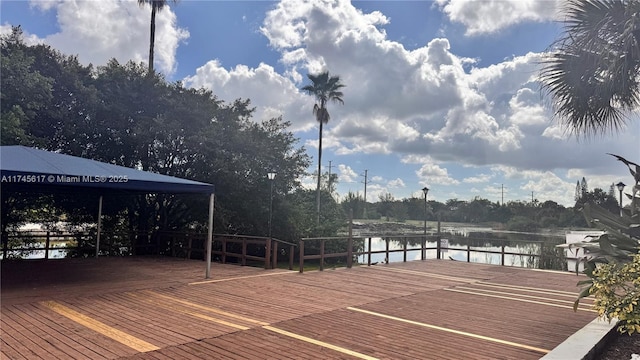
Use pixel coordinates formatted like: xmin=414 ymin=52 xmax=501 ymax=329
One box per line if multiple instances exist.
xmin=301 ymin=71 xmax=345 ymax=124
xmin=539 ymin=0 xmax=640 ymax=137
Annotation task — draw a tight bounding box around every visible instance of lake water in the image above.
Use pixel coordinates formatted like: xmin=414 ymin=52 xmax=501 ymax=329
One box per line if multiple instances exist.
xmin=3 ymin=247 xmax=69 ymax=260
xmin=352 ymin=224 xmax=569 ymax=270
xmin=357 ymin=238 xmax=544 ymax=268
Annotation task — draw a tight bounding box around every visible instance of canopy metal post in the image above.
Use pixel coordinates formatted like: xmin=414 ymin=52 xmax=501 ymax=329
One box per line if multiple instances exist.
xmin=96 ymin=195 xmax=103 ymax=258
xmin=205 ymin=193 xmax=215 ymax=279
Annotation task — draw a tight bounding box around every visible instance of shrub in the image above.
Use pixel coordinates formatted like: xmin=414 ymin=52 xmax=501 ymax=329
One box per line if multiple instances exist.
xmin=563 ymin=154 xmax=639 ymax=334
xmin=589 ymin=253 xmax=640 ymax=334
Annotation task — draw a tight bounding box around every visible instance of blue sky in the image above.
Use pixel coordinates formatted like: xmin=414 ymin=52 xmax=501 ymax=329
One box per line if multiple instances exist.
xmin=1 ymin=0 xmax=638 ymax=207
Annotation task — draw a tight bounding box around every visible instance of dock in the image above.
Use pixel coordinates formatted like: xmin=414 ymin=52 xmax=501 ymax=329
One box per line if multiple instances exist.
xmin=1 ymin=257 xmax=596 ymax=359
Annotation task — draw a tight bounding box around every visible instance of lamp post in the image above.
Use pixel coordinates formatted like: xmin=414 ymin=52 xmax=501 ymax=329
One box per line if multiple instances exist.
xmin=268 ymin=172 xmax=277 ymax=239
xmin=422 ymin=187 xmax=429 ymax=234
xmin=422 ymin=186 xmax=429 ymax=261
xmin=616 ymin=181 xmax=625 ymax=216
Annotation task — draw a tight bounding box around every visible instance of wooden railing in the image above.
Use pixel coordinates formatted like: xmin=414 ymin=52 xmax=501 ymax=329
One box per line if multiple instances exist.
xmin=1 ymin=231 xmax=297 ymax=270
xmin=298 ymin=229 xmax=569 ymax=273
xmin=299 ymin=234 xmax=439 ymax=273
xmin=1 ymin=231 xmax=82 ymax=260
xmin=159 ymin=232 xmax=296 ymax=270
xmin=0 ymin=231 xmax=164 ymax=259
xmin=1 ymin=229 xmax=569 ymax=272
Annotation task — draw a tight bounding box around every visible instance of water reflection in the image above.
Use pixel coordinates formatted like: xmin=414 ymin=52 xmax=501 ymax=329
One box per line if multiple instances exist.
xmin=358 ymin=230 xmax=566 ymax=270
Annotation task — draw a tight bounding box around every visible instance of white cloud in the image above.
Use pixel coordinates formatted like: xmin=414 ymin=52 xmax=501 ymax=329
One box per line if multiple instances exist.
xmin=463 ymin=174 xmax=492 ymax=183
xmin=488 ymin=166 xmax=615 ymax=206
xmin=388 ymin=178 xmax=406 ymax=188
xmin=8 ymin=0 xmax=634 ymax=206
xmin=338 ymin=164 xmax=359 ymax=183
xmin=436 ymin=0 xmax=560 ymax=36
xmin=26 ymin=0 xmax=187 ymax=75
xmin=184 ymin=61 xmax=313 ymax=131
xmin=509 ymin=88 xmax=547 ymax=127
xmin=416 ymin=163 xmax=460 ymax=186
xmin=185 ymin=0 xmax=635 ymax=181
xmin=541 ymin=124 xmax=568 ymax=140
xmin=298 ymin=174 xmax=316 ymax=191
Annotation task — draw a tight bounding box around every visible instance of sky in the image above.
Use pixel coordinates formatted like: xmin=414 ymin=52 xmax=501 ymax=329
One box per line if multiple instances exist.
xmin=1 ymin=0 xmax=638 ymax=208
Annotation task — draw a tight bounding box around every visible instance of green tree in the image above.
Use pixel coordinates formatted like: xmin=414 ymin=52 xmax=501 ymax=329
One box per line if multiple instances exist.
xmin=0 ymin=26 xmax=54 ymax=146
xmin=390 ymin=202 xmax=408 ymax=222
xmin=0 ymin=35 xmax=314 ymax=249
xmin=402 ymin=197 xmax=423 ymax=221
xmin=284 ymin=189 xmax=345 ymax=239
xmin=377 ymin=192 xmax=395 ymax=220
xmin=137 ymin=0 xmax=178 ymax=73
xmin=322 ymin=171 xmax=338 ymax=195
xmin=301 ymin=71 xmax=345 ymax=223
xmin=575 ymin=187 xmax=620 ymax=215
xmin=581 ymin=177 xmax=588 ymax=197
xmin=342 ymin=191 xmax=365 ymax=219
xmin=539 ymin=0 xmax=640 ymax=136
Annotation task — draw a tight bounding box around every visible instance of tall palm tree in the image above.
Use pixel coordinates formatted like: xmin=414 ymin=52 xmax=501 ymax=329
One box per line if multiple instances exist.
xmin=301 ymin=71 xmax=345 ymax=223
xmin=539 ymin=0 xmax=640 ymax=137
xmin=138 ymin=0 xmax=177 ymax=74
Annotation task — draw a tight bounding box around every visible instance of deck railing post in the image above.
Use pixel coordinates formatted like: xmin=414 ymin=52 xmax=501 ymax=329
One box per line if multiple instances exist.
xmin=501 ymin=242 xmax=505 ymax=266
xmin=272 ymin=241 xmax=278 ymax=269
xmin=242 ymin=238 xmax=247 ymax=266
xmin=289 ymin=245 xmax=294 ymax=270
xmin=299 ymin=240 xmax=304 ymax=273
xmin=221 ymin=238 xmax=226 ymax=263
xmin=436 ymin=220 xmax=441 ymax=260
xmin=539 ymin=242 xmax=544 ymax=269
xmin=367 ymin=237 xmax=372 ymax=266
xmin=467 ymin=240 xmax=471 ymax=263
xmin=264 ymin=237 xmax=272 ymax=270
xmin=347 ymin=209 xmax=353 ymax=269
xmin=45 ymin=231 xmax=50 ymax=260
xmin=403 ymin=238 xmax=407 ymax=262
xmin=385 ymin=238 xmax=390 ymax=264
xmin=320 ymin=239 xmax=325 ymax=271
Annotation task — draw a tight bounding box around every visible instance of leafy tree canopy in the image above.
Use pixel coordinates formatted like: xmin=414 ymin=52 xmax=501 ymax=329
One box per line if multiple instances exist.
xmin=1 ymin=27 xmax=310 ymax=243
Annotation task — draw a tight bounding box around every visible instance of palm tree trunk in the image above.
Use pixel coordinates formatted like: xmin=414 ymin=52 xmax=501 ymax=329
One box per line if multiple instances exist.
xmin=316 ymin=121 xmax=323 ymax=224
xmin=148 ymin=5 xmax=156 ymax=73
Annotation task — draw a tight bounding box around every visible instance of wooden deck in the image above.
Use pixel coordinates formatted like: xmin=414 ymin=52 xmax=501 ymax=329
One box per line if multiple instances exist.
xmin=1 ymin=257 xmax=597 ymax=359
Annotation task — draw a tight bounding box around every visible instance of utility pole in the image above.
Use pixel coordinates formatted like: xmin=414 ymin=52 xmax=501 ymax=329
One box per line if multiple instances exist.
xmin=531 ymin=191 xmax=534 ymax=204
xmin=361 ymin=170 xmax=369 ymax=219
xmin=501 ymin=184 xmax=504 ymax=206
xmin=327 ymin=160 xmax=334 ymax=197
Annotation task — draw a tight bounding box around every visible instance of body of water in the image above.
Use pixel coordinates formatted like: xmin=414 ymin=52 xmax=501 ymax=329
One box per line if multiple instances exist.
xmin=355 ymin=228 xmax=566 ymax=270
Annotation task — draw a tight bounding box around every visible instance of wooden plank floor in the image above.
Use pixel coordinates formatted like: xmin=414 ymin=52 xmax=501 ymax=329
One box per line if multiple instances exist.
xmin=1 ymin=257 xmax=597 ymax=359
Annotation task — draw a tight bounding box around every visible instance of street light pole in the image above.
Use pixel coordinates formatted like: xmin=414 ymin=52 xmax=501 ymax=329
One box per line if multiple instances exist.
xmin=422 ymin=187 xmax=429 ymax=261
xmin=268 ymin=172 xmax=277 ymax=239
xmin=616 ymin=181 xmax=625 ymax=216
xmin=422 ymin=187 xmax=429 ymax=234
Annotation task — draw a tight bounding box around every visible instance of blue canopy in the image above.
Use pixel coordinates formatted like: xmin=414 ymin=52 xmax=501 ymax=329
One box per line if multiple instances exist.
xmin=2 ymin=146 xmax=216 ymax=278
xmin=0 ymin=146 xmax=214 ymax=194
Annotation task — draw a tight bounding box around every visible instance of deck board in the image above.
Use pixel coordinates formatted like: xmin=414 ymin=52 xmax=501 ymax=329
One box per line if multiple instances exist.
xmin=2 ymin=257 xmax=596 ymax=359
